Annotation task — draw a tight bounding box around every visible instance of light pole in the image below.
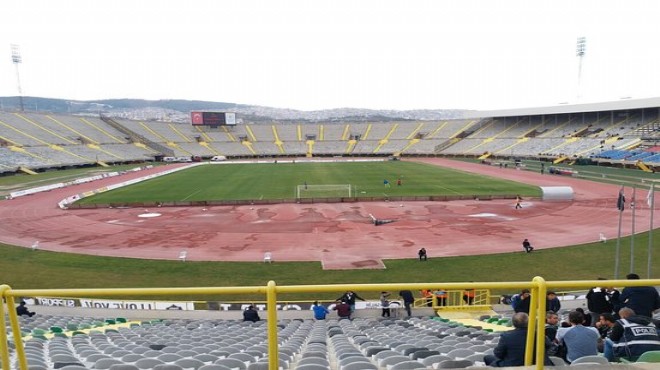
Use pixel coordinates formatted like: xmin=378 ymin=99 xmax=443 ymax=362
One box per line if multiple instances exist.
xmin=576 ymin=37 xmax=586 ymax=101
xmin=10 ymin=44 xmax=24 ymax=112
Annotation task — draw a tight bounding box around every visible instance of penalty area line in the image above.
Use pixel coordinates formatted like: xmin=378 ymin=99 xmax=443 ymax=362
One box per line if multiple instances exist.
xmin=180 ymin=188 xmax=203 ymax=201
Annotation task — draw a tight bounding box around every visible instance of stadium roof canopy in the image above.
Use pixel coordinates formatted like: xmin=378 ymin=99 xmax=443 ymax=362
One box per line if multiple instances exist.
xmin=465 ymin=96 xmax=660 ymax=118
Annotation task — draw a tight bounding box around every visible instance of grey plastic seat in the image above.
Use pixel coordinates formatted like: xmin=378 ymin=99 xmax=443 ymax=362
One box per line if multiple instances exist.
xmin=94 ymin=358 xmax=126 ymax=369
xmin=548 ymin=356 xmax=567 ymax=366
xmin=135 ymin=358 xmax=166 ymax=369
xmin=213 ymin=358 xmax=248 ymax=370
xmin=340 ymin=362 xmax=378 ymax=370
xmin=436 ymin=359 xmax=474 ymax=369
xmin=294 ymin=364 xmax=330 ymax=370
xmin=108 ymin=365 xmax=140 ymax=370
xmin=200 ymin=365 xmax=234 ymax=370
xmin=389 ymin=360 xmax=427 ymax=370
xmin=174 ymin=358 xmax=206 ymax=369
xmin=378 ymin=355 xmax=410 ymax=367
xmin=421 ymin=355 xmax=452 ymax=367
xmin=298 ymin=358 xmax=330 ymax=367
xmin=569 ymin=355 xmax=609 ymax=365
xmin=446 ymin=349 xmax=476 ymax=359
xmin=153 ymin=365 xmax=185 ymax=370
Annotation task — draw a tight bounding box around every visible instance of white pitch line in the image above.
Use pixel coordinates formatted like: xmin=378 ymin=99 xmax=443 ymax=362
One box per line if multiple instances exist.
xmin=181 ymin=188 xmax=203 ymax=201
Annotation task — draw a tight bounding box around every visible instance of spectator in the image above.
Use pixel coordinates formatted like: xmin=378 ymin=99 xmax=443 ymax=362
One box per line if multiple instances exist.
xmin=434 ymin=289 xmax=448 ymax=307
xmin=556 ymin=310 xmax=600 ymax=363
xmin=463 ymin=288 xmax=476 ymax=305
xmin=522 ymin=238 xmax=533 ymax=253
xmin=484 ymin=312 xmax=553 ymax=367
xmin=242 ymin=305 xmax=260 ymax=322
xmin=418 ymin=248 xmax=427 ymax=261
xmin=312 ymin=301 xmax=330 ymax=320
xmin=16 ymin=301 xmax=35 ymax=317
xmin=575 ymin=307 xmax=592 ymax=326
xmin=513 ymin=289 xmax=531 ymax=313
xmin=399 ymin=290 xmax=415 ymax=317
xmin=421 ymin=289 xmax=434 ymax=307
xmin=337 ymin=291 xmax=365 ymax=313
xmin=596 ymin=313 xmax=616 ymax=353
xmin=618 ymin=273 xmax=660 ymax=318
xmin=586 ymin=279 xmax=616 ymax=325
xmin=545 ymin=311 xmax=560 ymax=342
xmin=604 ymin=307 xmax=660 ymax=362
xmin=380 ymin=291 xmax=391 ymax=317
xmin=333 ymin=300 xmax=352 ymax=320
xmin=546 ymin=291 xmax=561 ymax=313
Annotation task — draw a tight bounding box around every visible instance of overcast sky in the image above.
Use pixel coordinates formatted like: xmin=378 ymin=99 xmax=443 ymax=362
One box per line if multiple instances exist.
xmin=1 ymin=0 xmax=659 ymax=111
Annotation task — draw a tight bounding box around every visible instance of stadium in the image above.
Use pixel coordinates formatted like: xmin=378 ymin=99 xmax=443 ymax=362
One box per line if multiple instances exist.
xmin=2 ymin=2 xmax=660 ymax=369
xmin=1 ymin=97 xmax=659 ymax=369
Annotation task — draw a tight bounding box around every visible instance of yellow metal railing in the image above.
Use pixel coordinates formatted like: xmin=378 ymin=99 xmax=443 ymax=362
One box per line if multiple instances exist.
xmin=2 ymin=278 xmax=660 ymax=370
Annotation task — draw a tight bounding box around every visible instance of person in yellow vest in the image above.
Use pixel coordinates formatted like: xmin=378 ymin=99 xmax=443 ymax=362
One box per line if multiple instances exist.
xmin=463 ymin=288 xmax=476 ymax=305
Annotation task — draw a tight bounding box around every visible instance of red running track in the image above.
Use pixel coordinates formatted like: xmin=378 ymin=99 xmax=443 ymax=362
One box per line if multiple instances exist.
xmin=0 ymin=158 xmax=657 ymax=269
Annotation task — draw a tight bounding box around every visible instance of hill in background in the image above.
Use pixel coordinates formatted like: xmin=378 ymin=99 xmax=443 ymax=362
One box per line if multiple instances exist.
xmin=0 ymin=96 xmax=468 ymax=122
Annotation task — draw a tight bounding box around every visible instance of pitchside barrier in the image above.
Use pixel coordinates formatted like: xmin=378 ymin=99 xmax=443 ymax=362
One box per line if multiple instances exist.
xmin=3 ymin=278 xmax=659 ymax=370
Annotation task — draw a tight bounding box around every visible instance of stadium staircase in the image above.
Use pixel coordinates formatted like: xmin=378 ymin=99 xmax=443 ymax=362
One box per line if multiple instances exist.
xmin=552 ymin=156 xmax=569 ymax=164
xmin=306 ymin=140 xmax=314 ymax=157
xmin=271 ymin=125 xmax=286 ymax=154
xmin=372 ymin=123 xmax=399 ymax=153
xmin=100 ymin=115 xmax=175 ymax=157
xmin=636 ymin=160 xmax=653 ymax=172
xmin=18 ymin=166 xmax=38 ymax=175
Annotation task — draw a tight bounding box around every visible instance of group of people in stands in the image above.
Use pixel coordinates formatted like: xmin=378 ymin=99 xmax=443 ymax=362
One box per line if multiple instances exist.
xmin=489 ymin=273 xmax=660 ymax=366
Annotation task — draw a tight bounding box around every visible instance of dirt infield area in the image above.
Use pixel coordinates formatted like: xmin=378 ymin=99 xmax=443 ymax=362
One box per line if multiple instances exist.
xmin=0 ymin=158 xmax=657 ymax=269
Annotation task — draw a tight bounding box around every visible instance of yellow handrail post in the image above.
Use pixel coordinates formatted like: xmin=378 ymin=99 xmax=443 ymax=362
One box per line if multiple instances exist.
xmin=0 ymin=285 xmax=12 ymax=370
xmin=266 ymin=281 xmax=279 ymax=370
xmin=525 ymin=279 xmax=538 ymax=366
xmin=534 ymin=276 xmax=548 ymax=370
xmin=5 ymin=292 xmax=28 ymax=370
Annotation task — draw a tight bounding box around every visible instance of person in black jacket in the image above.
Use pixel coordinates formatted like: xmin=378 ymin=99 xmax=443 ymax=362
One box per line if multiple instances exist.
xmin=242 ymin=305 xmax=260 ymax=322
xmin=337 ymin=291 xmax=365 ymax=313
xmin=484 ymin=312 xmax=553 ymax=367
xmin=619 ymin=273 xmax=660 ymax=318
xmin=16 ymin=301 xmax=35 ymax=317
xmin=586 ymin=278 xmax=616 ymax=325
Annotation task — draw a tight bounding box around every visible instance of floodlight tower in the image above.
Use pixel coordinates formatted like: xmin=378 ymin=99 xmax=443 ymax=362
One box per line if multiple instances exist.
xmin=10 ymin=44 xmax=24 ymax=112
xmin=576 ymin=37 xmax=586 ymax=101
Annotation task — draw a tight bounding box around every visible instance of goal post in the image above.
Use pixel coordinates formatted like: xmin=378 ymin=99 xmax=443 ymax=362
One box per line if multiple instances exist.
xmin=296 ymin=184 xmax=353 ymax=199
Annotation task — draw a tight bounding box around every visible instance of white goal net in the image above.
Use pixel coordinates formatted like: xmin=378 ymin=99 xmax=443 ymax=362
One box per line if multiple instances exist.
xmin=296 ymin=184 xmax=353 ymax=199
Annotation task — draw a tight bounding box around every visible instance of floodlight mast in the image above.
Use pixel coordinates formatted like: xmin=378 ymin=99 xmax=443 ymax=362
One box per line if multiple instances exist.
xmin=576 ymin=37 xmax=586 ymax=101
xmin=10 ymin=44 xmax=24 ymax=112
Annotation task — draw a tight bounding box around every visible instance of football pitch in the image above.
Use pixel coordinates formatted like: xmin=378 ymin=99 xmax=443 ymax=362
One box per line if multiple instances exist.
xmin=77 ymin=161 xmax=541 ymax=204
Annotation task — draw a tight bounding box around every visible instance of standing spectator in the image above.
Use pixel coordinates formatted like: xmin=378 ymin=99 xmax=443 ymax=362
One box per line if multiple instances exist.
xmin=333 ymin=300 xmax=352 ymax=320
xmin=463 ymin=288 xmax=476 ymax=305
xmin=421 ymin=289 xmax=434 ymax=307
xmin=383 ymin=179 xmax=390 ymax=188
xmin=242 ymin=305 xmax=260 ymax=322
xmin=546 ymin=291 xmax=561 ymax=313
xmin=513 ymin=289 xmax=531 ymax=313
xmin=484 ymin=312 xmax=553 ymax=367
xmin=586 ymin=279 xmax=616 ymax=325
xmin=418 ymin=248 xmax=427 ymax=261
xmin=522 ymin=239 xmax=534 ymax=253
xmin=556 ymin=310 xmax=600 ymax=363
xmin=619 ymin=273 xmax=660 ymax=318
xmin=337 ymin=291 xmax=365 ymax=313
xmin=16 ymin=301 xmax=35 ymax=317
xmin=380 ymin=291 xmax=391 ymax=317
xmin=604 ymin=307 xmax=660 ymax=362
xmin=397 ymin=178 xmax=402 ymax=186
xmin=312 ymin=301 xmax=330 ymax=320
xmin=399 ymin=290 xmax=415 ymax=317
xmin=434 ymin=289 xmax=448 ymax=307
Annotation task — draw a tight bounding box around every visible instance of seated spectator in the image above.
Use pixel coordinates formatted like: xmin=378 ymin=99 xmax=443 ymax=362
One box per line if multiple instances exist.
xmin=312 ymin=301 xmax=330 ymax=320
xmin=513 ymin=289 xmax=531 ymax=313
xmin=546 ymin=291 xmax=561 ymax=313
xmin=575 ymin=307 xmax=592 ymax=326
xmin=604 ymin=307 xmax=660 ymax=362
xmin=242 ymin=305 xmax=260 ymax=322
xmin=556 ymin=310 xmax=600 ymax=363
xmin=545 ymin=311 xmax=560 ymax=342
xmin=333 ymin=300 xmax=351 ymax=320
xmin=16 ymin=301 xmax=35 ymax=317
xmin=596 ymin=313 xmax=616 ymax=352
xmin=484 ymin=312 xmax=553 ymax=367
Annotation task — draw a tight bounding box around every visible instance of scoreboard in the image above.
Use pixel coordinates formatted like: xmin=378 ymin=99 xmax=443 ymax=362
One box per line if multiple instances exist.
xmin=191 ymin=112 xmax=236 ymax=126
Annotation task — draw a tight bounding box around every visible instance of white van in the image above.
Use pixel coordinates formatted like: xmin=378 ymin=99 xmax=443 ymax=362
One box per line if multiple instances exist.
xmin=211 ymin=155 xmax=227 ymax=162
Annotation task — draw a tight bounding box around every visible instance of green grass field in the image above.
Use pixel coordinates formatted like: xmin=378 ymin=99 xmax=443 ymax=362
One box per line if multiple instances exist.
xmin=76 ymin=161 xmax=541 ymax=204
xmin=0 ymin=159 xmax=657 ymax=301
